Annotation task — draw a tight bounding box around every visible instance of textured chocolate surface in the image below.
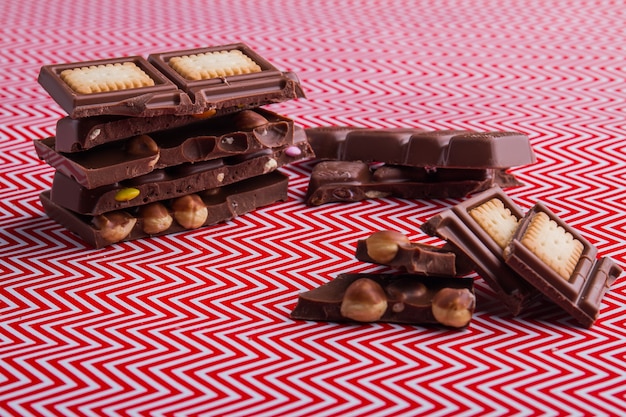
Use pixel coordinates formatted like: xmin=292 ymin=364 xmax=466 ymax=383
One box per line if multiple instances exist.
xmin=40 ymin=171 xmax=289 ymax=249
xmin=305 ymin=127 xmax=536 ymax=168
xmin=35 ymin=109 xmax=295 ymax=188
xmin=305 ymin=160 xmax=519 ymax=206
xmin=290 ymin=273 xmax=475 ymax=327
xmin=38 ymin=43 xmax=305 ymax=118
xmin=49 ymin=129 xmax=313 ymax=215
xmin=420 ymin=186 xmax=540 ymax=315
xmin=504 ymin=203 xmax=622 ymax=327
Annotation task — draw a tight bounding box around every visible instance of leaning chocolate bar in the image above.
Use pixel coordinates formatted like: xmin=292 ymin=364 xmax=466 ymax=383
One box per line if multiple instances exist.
xmin=420 ymin=186 xmax=540 ymax=315
xmin=290 ymin=273 xmax=476 ymax=328
xmin=35 ymin=109 xmax=295 ymax=188
xmin=40 ymin=171 xmax=289 ymax=248
xmin=503 ymin=203 xmax=622 ymax=327
xmin=49 ymin=130 xmax=313 ymax=216
xmin=38 ymin=43 xmax=305 ymax=118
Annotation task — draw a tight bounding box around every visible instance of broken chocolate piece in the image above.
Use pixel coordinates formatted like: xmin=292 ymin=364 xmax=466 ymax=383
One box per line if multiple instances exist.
xmin=305 ymin=160 xmax=515 ymax=205
xmin=503 ymin=202 xmax=622 ymax=327
xmin=290 ymin=273 xmax=475 ymax=328
xmin=420 ymin=186 xmax=540 ymax=315
xmin=355 ymin=232 xmax=469 ymax=276
xmin=35 ymin=109 xmax=295 ymax=188
xmin=40 ymin=171 xmax=289 ymax=248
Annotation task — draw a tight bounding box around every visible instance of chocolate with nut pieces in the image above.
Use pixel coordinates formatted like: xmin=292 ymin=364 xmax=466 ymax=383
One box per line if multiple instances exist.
xmin=290 ymin=273 xmax=475 ymax=328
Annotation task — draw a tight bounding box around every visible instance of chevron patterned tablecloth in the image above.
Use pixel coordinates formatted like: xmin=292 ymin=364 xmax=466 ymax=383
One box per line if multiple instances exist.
xmin=2 ymin=0 xmax=625 ymax=416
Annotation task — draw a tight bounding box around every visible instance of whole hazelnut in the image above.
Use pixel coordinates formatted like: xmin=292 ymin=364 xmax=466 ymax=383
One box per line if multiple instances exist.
xmin=364 ymin=230 xmax=411 ymax=264
xmin=340 ymin=278 xmax=388 ymax=322
xmin=125 ymin=135 xmax=159 ymax=157
xmin=172 ymin=194 xmax=208 ymax=229
xmin=233 ymin=110 xmax=269 ymax=130
xmin=138 ymin=202 xmax=173 ymax=234
xmin=431 ymin=288 xmax=475 ymax=328
xmin=92 ymin=211 xmax=137 ymax=243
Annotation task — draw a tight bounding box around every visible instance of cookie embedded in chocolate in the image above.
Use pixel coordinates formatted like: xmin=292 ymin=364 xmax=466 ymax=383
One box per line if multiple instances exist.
xmin=38 ymin=43 xmax=305 ymax=118
xmin=503 ymin=202 xmax=622 ymax=327
xmin=420 ymin=186 xmax=540 ymax=315
xmin=290 ymin=273 xmax=475 ymax=328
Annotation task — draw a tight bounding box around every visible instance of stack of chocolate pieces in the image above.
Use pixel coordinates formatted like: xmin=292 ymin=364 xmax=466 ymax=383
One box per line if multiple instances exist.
xmin=34 ymin=43 xmax=313 ymax=248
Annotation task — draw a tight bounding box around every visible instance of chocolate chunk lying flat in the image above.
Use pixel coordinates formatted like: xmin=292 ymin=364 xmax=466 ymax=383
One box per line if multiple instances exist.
xmin=503 ymin=203 xmax=622 ymax=327
xmin=290 ymin=273 xmax=475 ymax=328
xmin=35 ymin=109 xmax=295 ymax=188
xmin=305 ymin=160 xmax=518 ymax=205
xmin=38 ymin=43 xmax=304 ymax=118
xmin=305 ymin=127 xmax=536 ymax=169
xmin=40 ymin=171 xmax=289 ymax=248
xmin=420 ymin=186 xmax=540 ymax=315
xmin=49 ymin=129 xmax=313 ymax=216
xmin=354 ymin=230 xmax=471 ymax=276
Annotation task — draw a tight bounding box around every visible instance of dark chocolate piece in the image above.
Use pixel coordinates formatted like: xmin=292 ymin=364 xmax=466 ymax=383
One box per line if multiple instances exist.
xmin=503 ymin=203 xmax=622 ymax=327
xmin=35 ymin=109 xmax=295 ymax=188
xmin=305 ymin=127 xmax=536 ymax=169
xmin=48 ymin=130 xmax=313 ymax=215
xmin=290 ymin=273 xmax=475 ymax=327
xmin=38 ymin=43 xmax=304 ymax=118
xmin=305 ymin=160 xmax=516 ymax=206
xmin=40 ymin=171 xmax=289 ymax=249
xmin=355 ymin=238 xmax=470 ymax=276
xmin=420 ymin=186 xmax=540 ymax=315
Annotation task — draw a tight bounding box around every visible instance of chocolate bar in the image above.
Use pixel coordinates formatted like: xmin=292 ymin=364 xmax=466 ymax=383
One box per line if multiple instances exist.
xmin=290 ymin=273 xmax=476 ymax=328
xmin=38 ymin=43 xmax=304 ymax=118
xmin=40 ymin=171 xmax=289 ymax=248
xmin=305 ymin=160 xmax=517 ymax=205
xmin=35 ymin=109 xmax=295 ymax=188
xmin=354 ymin=231 xmax=472 ymax=276
xmin=503 ymin=203 xmax=622 ymax=327
xmin=305 ymin=127 xmax=536 ymax=168
xmin=420 ymin=186 xmax=540 ymax=315
xmin=49 ymin=129 xmax=313 ymax=215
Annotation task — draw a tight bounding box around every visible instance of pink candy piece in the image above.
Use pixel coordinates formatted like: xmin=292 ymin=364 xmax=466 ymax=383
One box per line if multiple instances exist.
xmin=285 ymin=146 xmax=302 ymax=157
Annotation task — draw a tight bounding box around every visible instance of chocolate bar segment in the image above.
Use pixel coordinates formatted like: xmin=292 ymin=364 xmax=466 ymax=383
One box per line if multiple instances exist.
xmin=355 ymin=233 xmax=470 ymax=276
xmin=38 ymin=43 xmax=304 ymax=118
xmin=35 ymin=109 xmax=295 ymax=188
xmin=48 ymin=130 xmax=313 ymax=215
xmin=420 ymin=186 xmax=540 ymax=315
xmin=40 ymin=171 xmax=289 ymax=248
xmin=503 ymin=203 xmax=622 ymax=327
xmin=305 ymin=127 xmax=536 ymax=169
xmin=305 ymin=160 xmax=517 ymax=206
xmin=290 ymin=273 xmax=475 ymax=328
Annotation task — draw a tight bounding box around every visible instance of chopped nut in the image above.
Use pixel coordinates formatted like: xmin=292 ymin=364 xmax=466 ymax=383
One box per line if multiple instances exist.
xmin=114 ymin=187 xmax=141 ymax=202
xmin=364 ymin=230 xmax=411 ymax=264
xmin=263 ymin=158 xmax=278 ymax=173
xmin=172 ymin=194 xmax=208 ymax=229
xmin=340 ymin=278 xmax=388 ymax=322
xmin=125 ymin=134 xmax=159 ymax=157
xmin=138 ymin=202 xmax=173 ymax=234
xmin=92 ymin=211 xmax=136 ymax=243
xmin=431 ymin=288 xmax=475 ymax=328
